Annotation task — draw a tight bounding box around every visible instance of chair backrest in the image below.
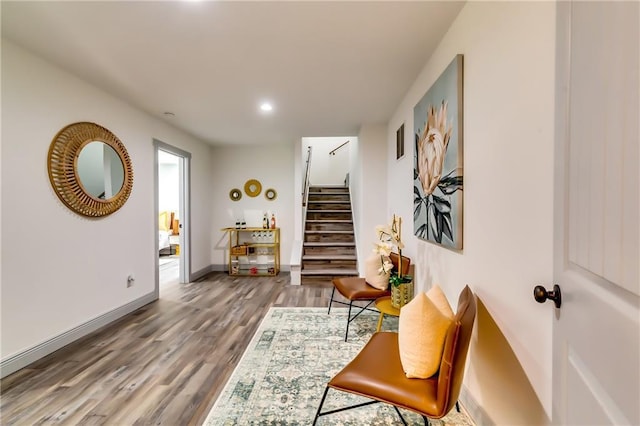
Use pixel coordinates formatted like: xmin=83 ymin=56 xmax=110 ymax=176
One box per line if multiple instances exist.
xmin=389 ymin=252 xmax=411 ymax=276
xmin=434 ymin=285 xmax=476 ymax=417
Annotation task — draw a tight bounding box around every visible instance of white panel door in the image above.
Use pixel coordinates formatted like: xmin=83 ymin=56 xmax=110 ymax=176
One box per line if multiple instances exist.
xmin=552 ymin=2 xmax=639 ymax=425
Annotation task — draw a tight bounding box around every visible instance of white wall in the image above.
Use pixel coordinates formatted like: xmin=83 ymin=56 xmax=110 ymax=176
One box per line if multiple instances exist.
xmin=0 ymin=40 xmax=213 ymax=362
xmin=348 ymin=136 xmax=362 ymax=264
xmin=210 ymin=143 xmax=294 ymax=270
xmin=302 ymin=137 xmax=352 ymax=186
xmin=355 ymin=124 xmax=389 ymax=274
xmin=158 ymin=163 xmax=180 ymax=215
xmin=387 ymin=2 xmax=555 ymax=424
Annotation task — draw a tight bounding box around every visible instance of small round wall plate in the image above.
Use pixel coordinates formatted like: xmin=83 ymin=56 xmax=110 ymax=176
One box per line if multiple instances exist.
xmin=244 ymin=179 xmax=262 ymax=197
xmin=265 ymin=188 xmax=277 ymax=201
xmin=229 ymin=188 xmax=242 ymax=201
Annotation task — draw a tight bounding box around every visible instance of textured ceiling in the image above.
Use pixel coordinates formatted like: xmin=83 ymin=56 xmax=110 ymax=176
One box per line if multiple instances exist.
xmin=1 ymin=1 xmax=464 ymax=146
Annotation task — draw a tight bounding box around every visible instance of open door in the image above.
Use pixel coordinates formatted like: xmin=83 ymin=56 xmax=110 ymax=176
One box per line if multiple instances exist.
xmin=550 ymin=2 xmax=639 ymax=424
xmin=154 ymin=139 xmax=191 ymax=290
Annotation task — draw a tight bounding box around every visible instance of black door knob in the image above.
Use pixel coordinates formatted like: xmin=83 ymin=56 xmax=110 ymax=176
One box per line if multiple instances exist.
xmin=533 ymin=284 xmax=562 ymax=309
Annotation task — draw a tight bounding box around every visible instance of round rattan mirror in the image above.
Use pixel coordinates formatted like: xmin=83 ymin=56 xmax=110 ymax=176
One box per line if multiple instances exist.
xmin=48 ymin=122 xmax=133 ymax=217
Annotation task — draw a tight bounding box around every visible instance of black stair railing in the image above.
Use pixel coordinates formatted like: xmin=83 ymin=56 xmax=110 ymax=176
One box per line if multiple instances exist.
xmin=329 ymin=140 xmax=349 ymax=156
xmin=302 ymin=146 xmax=312 ymax=208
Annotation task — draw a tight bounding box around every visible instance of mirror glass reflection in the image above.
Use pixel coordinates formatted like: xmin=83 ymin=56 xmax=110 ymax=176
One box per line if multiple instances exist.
xmin=77 ymin=141 xmax=125 ymax=199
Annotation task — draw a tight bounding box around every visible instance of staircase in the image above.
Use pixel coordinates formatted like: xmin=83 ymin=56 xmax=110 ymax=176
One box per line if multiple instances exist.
xmin=301 ymin=185 xmax=359 ymax=286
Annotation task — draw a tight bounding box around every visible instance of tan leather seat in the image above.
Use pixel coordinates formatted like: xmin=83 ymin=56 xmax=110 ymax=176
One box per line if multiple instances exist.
xmin=328 ymin=252 xmax=411 ymax=341
xmin=314 ymin=285 xmax=477 ymax=424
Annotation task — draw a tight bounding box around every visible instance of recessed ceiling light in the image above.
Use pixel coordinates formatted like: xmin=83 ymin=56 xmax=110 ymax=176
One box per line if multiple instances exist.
xmin=260 ymin=102 xmax=273 ymax=112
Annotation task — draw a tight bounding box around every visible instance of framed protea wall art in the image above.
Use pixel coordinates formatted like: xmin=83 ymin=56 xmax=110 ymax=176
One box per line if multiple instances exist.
xmin=413 ymin=54 xmax=463 ymax=250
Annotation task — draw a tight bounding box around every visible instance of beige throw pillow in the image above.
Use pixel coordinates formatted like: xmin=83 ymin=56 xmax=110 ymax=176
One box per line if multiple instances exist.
xmin=364 ymin=254 xmax=390 ymax=290
xmin=398 ymin=287 xmax=454 ymax=379
xmin=426 ymin=284 xmax=455 ymax=319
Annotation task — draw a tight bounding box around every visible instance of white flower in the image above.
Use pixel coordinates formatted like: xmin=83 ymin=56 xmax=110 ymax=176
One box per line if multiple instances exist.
xmin=373 ymin=214 xmax=405 ymax=278
xmin=373 ymin=241 xmax=393 ymax=256
xmin=379 ymin=258 xmax=394 ymax=275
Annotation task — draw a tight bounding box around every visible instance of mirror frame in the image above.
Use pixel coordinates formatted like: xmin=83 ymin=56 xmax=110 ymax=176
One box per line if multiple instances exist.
xmin=244 ymin=178 xmax=262 ymax=197
xmin=229 ymin=188 xmax=242 ymax=201
xmin=265 ymin=188 xmax=277 ymax=201
xmin=48 ymin=122 xmax=133 ymax=217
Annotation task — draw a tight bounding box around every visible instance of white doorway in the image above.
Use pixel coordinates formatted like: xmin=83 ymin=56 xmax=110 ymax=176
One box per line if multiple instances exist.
xmin=154 ymin=140 xmax=191 ymax=294
xmin=158 ymin=150 xmax=181 ymax=286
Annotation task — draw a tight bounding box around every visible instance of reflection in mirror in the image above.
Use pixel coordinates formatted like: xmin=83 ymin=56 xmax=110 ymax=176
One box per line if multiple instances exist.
xmin=77 ymin=142 xmax=125 ymax=199
xmin=229 ymin=188 xmax=242 ymax=201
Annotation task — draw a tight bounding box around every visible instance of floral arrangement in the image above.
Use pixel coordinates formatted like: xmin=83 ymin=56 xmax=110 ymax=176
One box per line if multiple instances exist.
xmin=373 ymin=214 xmax=412 ymax=287
xmin=415 ymin=101 xmax=463 ymax=243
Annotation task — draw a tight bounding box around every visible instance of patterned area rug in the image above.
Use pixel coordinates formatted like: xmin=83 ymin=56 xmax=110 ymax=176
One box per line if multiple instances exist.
xmin=204 ymin=307 xmax=475 ymax=426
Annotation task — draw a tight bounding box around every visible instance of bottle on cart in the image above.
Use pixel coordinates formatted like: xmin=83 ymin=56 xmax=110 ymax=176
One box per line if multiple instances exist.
xmin=270 ymin=213 xmax=276 ymax=229
xmin=263 ymin=213 xmax=269 ymax=229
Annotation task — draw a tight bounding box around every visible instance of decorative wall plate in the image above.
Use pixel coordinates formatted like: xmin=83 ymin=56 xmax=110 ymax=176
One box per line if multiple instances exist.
xmin=229 ymin=188 xmax=242 ymax=201
xmin=265 ymin=188 xmax=277 ymax=201
xmin=244 ymin=179 xmax=262 ymax=197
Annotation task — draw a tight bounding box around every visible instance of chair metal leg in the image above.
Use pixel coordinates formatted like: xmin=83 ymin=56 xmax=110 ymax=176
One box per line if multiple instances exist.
xmin=422 ymin=415 xmax=430 ymax=425
xmin=456 ymin=401 xmax=460 ymax=412
xmin=345 ymin=301 xmax=353 ymax=341
xmin=328 ymin=287 xmax=336 ymax=315
xmin=329 ymin=289 xmax=379 ymax=341
xmin=314 ymin=387 xmax=380 ymax=422
xmin=343 ymin=299 xmax=378 ymax=341
xmin=393 ymin=406 xmax=408 ymax=426
xmin=312 ymin=386 xmax=330 ymax=426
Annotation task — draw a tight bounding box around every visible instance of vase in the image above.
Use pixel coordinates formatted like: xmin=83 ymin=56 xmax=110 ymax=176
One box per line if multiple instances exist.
xmin=391 ymin=281 xmax=414 ymax=309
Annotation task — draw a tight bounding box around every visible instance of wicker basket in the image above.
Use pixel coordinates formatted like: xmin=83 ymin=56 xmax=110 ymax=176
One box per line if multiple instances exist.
xmin=391 ymin=281 xmax=414 ymax=309
xmin=231 ymin=245 xmax=248 ymax=256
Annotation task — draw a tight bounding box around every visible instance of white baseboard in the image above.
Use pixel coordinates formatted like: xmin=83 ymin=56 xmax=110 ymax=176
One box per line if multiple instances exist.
xmin=212 ymin=264 xmax=291 ymax=274
xmin=460 ymin=385 xmax=493 ymax=425
xmin=191 ymin=264 xmax=215 ymax=281
xmin=0 ymin=292 xmax=157 ymax=379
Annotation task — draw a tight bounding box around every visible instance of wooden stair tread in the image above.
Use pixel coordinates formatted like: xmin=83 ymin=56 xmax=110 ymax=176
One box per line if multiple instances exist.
xmin=303 ymin=186 xmax=357 ymax=279
xmin=302 ymin=254 xmax=357 ymax=260
xmin=306 ymin=209 xmax=352 ymax=213
xmin=305 ymin=230 xmax=353 ymax=234
xmin=308 ymin=193 xmax=349 ymax=196
xmin=304 ymin=242 xmax=355 ymax=247
xmin=301 ymin=269 xmax=359 ymax=276
xmin=306 ymin=219 xmax=353 ymax=223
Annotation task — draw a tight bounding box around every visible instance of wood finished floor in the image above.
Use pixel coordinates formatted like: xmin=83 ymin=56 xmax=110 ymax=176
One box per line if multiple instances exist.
xmin=0 ymin=272 xmax=341 ymax=425
xmin=158 ymin=255 xmax=179 ymax=288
